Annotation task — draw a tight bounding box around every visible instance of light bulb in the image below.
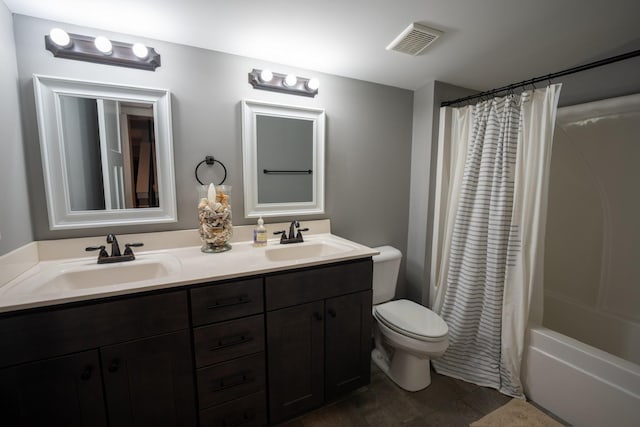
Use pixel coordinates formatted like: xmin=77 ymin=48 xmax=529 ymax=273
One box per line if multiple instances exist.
xmin=94 ymin=36 xmax=112 ymax=54
xmin=259 ymin=69 xmax=273 ymax=82
xmin=306 ymin=78 xmax=320 ymax=91
xmin=284 ymin=74 xmax=297 ymax=87
xmin=132 ymin=43 xmax=149 ymax=59
xmin=49 ymin=28 xmax=70 ymax=47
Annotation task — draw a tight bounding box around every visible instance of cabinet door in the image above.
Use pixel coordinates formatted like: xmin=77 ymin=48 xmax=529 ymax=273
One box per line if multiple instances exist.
xmin=101 ymin=330 xmax=196 ymax=427
xmin=325 ymin=290 xmax=373 ymax=400
xmin=267 ymin=301 xmax=324 ymax=424
xmin=0 ymin=350 xmax=107 ymax=427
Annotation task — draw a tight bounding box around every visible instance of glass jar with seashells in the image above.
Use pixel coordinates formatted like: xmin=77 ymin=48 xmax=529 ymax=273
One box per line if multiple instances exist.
xmin=197 ymin=183 xmax=233 ymax=253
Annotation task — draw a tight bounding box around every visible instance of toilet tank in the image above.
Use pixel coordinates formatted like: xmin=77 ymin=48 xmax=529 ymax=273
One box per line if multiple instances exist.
xmin=372 ymin=246 xmax=402 ymax=305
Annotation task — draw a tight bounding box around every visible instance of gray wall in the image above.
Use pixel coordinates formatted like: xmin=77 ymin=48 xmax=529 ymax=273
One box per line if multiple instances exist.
xmin=12 ymin=15 xmax=413 ymax=288
xmin=407 ymin=81 xmax=477 ymax=305
xmin=0 ymin=4 xmax=33 ymax=255
xmin=555 ymin=39 xmax=640 ymax=107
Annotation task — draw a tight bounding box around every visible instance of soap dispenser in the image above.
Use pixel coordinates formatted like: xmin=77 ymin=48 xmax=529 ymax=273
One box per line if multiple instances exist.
xmin=253 ymin=216 xmax=267 ymax=247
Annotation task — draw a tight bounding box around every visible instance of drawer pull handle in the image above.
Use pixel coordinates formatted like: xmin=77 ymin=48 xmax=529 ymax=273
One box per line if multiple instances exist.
xmin=207 ymin=294 xmax=251 ymax=310
xmin=108 ymin=359 xmax=120 ymax=373
xmin=328 ymin=308 xmax=337 ymax=318
xmin=80 ymin=365 xmax=93 ymax=380
xmin=210 ymin=371 xmax=254 ymax=392
xmin=210 ymin=332 xmax=253 ymax=351
xmin=222 ymin=409 xmax=256 ymax=427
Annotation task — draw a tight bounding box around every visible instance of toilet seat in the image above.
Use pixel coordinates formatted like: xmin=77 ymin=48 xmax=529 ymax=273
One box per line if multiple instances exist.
xmin=374 ymin=299 xmax=448 ymax=342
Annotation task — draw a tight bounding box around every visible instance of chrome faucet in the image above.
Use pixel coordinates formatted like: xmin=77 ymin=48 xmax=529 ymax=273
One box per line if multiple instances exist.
xmin=274 ymin=221 xmax=309 ymax=244
xmin=86 ymin=234 xmax=144 ymax=264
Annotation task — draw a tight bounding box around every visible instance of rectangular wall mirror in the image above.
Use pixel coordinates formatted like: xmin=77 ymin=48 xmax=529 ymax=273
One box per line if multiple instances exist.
xmin=33 ymin=74 xmax=177 ymax=230
xmin=241 ymin=99 xmax=325 ymax=218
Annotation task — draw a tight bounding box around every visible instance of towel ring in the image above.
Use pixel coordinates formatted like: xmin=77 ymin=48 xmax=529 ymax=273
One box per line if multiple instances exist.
xmin=195 ymin=156 xmax=227 ymax=185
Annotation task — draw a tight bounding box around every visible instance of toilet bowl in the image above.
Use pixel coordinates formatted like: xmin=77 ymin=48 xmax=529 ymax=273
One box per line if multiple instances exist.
xmin=371 ymin=247 xmax=449 ymax=391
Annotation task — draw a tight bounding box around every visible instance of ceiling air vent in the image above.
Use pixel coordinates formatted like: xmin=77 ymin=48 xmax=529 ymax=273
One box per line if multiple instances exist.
xmin=386 ymin=23 xmax=442 ymax=56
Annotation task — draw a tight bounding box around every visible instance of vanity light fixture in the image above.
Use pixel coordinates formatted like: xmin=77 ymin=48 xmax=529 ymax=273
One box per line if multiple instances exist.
xmin=45 ymin=29 xmax=161 ymax=71
xmin=259 ymin=69 xmax=273 ymax=82
xmin=132 ymin=42 xmax=149 ymax=59
xmin=248 ymin=68 xmax=319 ymax=97
xmin=94 ymin=36 xmax=112 ymax=54
xmin=49 ymin=28 xmax=71 ymax=48
xmin=306 ymin=78 xmax=320 ymax=91
xmin=284 ymin=74 xmax=297 ymax=87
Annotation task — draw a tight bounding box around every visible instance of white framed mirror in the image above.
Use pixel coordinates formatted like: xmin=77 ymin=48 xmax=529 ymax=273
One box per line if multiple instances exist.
xmin=241 ymin=99 xmax=325 ymax=218
xmin=33 ymin=74 xmax=177 ymax=230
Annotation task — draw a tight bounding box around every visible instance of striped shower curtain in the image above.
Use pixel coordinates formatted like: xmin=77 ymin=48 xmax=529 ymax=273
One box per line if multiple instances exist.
xmin=431 ymin=85 xmax=561 ymax=398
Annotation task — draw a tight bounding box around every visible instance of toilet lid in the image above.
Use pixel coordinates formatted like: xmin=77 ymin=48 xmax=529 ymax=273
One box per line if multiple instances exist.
xmin=374 ymin=299 xmax=448 ymax=340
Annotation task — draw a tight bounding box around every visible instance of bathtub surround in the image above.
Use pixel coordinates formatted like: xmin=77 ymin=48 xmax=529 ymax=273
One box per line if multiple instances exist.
xmin=431 ymin=86 xmax=562 ymax=397
xmin=545 ymin=94 xmax=640 ymax=366
xmin=519 ymin=93 xmax=640 ymax=426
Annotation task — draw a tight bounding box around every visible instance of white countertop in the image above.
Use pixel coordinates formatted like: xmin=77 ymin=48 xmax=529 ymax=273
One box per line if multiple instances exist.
xmin=0 ymin=221 xmax=377 ymax=313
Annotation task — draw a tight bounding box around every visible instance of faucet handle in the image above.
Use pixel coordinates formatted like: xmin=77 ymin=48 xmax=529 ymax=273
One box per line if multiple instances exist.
xmin=86 ymin=245 xmax=108 ymax=259
xmin=274 ymin=230 xmax=287 ymax=243
xmin=296 ymin=228 xmax=309 ymax=238
xmin=123 ymin=243 xmax=144 ymax=256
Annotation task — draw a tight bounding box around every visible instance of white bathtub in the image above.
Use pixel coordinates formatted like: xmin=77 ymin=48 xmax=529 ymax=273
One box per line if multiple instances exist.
xmin=523 ymin=326 xmax=640 ymax=426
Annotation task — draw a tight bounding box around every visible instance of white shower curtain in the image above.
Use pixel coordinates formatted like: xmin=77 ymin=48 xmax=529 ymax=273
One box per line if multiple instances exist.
xmin=431 ymin=84 xmax=561 ymax=397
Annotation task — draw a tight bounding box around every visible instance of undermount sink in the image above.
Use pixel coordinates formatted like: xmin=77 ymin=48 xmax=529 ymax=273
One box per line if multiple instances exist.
xmin=3 ymin=253 xmax=182 ymax=296
xmin=264 ymin=239 xmax=357 ymax=262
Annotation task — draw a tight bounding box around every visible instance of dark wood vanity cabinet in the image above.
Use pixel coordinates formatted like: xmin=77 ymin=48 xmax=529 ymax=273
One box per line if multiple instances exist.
xmin=324 ymin=291 xmax=373 ymax=399
xmin=100 ymin=330 xmax=195 ymax=426
xmin=190 ymin=278 xmax=268 ymax=427
xmin=0 ymin=257 xmax=373 ymax=427
xmin=267 ymin=301 xmax=325 ymax=423
xmin=0 ymin=291 xmax=196 ymax=427
xmin=0 ymin=350 xmax=108 ymax=426
xmin=265 ymin=259 xmax=373 ymax=424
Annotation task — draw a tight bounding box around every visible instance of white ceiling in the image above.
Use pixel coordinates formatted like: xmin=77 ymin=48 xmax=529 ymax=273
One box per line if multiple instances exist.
xmin=5 ymin=0 xmax=640 ymax=91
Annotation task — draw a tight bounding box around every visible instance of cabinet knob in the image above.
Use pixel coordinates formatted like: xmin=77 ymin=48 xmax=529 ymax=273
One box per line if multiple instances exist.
xmin=313 ymin=312 xmax=323 ymax=321
xmin=108 ymin=359 xmax=120 ymax=373
xmin=80 ymin=365 xmax=92 ymax=380
xmin=328 ymin=308 xmax=337 ymax=318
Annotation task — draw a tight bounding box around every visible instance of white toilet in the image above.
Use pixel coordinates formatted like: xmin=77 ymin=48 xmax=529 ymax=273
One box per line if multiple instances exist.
xmin=371 ymin=246 xmax=449 ymax=391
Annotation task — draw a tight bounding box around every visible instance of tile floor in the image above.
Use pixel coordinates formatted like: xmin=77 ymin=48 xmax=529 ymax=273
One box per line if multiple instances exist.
xmin=280 ymin=364 xmax=565 ymax=426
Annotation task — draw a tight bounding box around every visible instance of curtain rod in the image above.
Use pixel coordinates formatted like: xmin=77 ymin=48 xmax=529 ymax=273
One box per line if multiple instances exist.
xmin=441 ymin=48 xmax=640 ymax=107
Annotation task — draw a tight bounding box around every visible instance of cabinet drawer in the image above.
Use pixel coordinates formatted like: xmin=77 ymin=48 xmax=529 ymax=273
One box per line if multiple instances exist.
xmin=199 ymin=391 xmax=267 ymax=427
xmin=191 ymin=279 xmax=263 ymax=326
xmin=0 ymin=291 xmax=188 ymax=368
xmin=197 ymin=352 xmax=265 ymax=409
xmin=194 ymin=314 xmax=265 ymax=368
xmin=265 ymin=259 xmax=372 ymax=311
